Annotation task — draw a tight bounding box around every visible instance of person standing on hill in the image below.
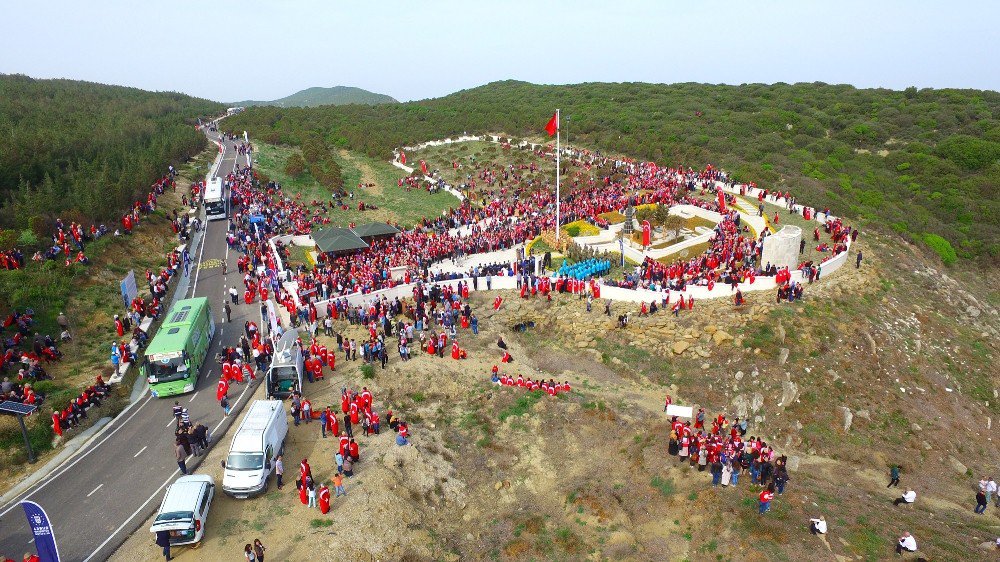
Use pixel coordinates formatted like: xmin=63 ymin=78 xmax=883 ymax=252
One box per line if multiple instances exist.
xmin=887 ymin=465 xmax=900 ymax=488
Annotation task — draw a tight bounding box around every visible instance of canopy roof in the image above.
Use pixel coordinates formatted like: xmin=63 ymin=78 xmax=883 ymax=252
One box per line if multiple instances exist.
xmin=352 ymin=222 xmax=400 ymax=239
xmin=312 ymin=227 xmax=369 ymax=254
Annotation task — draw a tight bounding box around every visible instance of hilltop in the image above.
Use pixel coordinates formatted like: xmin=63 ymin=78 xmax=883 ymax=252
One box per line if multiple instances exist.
xmin=234 ymin=85 xmax=398 ymax=108
xmin=224 ymin=80 xmax=1000 ymax=264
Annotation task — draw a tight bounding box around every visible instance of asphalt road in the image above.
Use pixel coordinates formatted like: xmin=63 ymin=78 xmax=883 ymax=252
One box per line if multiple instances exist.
xmin=0 ymin=124 xmax=261 ymax=562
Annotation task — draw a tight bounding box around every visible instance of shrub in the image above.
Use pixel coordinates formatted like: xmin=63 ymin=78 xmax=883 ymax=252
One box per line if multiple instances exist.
xmin=923 ymin=233 xmax=957 ymax=265
xmin=650 ymin=476 xmax=675 ymax=497
xmin=360 ymin=364 xmax=375 ymax=379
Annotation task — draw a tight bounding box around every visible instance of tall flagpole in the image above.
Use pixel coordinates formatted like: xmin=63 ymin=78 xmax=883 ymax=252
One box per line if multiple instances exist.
xmin=555 ymin=108 xmax=560 ymax=242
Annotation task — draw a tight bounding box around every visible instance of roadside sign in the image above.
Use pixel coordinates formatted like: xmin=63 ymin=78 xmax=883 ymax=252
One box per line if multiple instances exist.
xmin=120 ymin=270 xmax=137 ymax=309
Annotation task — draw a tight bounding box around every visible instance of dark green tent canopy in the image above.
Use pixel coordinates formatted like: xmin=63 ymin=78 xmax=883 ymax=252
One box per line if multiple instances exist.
xmin=352 ymin=222 xmax=401 ymax=240
xmin=312 ymin=227 xmax=369 ymax=254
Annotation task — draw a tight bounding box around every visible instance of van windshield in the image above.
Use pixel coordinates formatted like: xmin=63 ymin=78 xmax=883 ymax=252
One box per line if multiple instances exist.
xmin=226 ymin=452 xmax=264 ymax=471
xmin=270 ymin=365 xmax=297 ymax=381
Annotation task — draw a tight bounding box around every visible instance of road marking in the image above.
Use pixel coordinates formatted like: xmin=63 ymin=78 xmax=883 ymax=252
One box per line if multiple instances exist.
xmin=133 ymin=446 xmax=147 ymax=458
xmin=27 ymin=538 xmax=33 ymax=545
xmin=165 ymin=418 xmax=177 ymax=429
xmin=86 ymin=484 xmax=104 ymax=498
xmin=188 ymin=391 xmax=199 ymax=403
xmin=0 ymin=394 xmax=154 ymax=518
xmin=213 ymin=377 xmax=254 ymax=434
xmin=81 ymin=467 xmax=181 ymax=562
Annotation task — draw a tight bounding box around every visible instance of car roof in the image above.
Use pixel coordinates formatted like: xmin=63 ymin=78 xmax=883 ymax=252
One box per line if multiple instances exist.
xmin=160 ymin=475 xmax=213 ymax=512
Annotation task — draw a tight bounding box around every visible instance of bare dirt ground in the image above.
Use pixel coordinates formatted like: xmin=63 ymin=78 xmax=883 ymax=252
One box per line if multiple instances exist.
xmin=112 ymin=231 xmax=999 ymax=561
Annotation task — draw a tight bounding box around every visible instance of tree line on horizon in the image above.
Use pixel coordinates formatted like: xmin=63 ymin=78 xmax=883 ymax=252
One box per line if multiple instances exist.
xmin=0 ymin=74 xmax=223 ymax=241
xmin=224 ymin=80 xmax=1000 ymax=263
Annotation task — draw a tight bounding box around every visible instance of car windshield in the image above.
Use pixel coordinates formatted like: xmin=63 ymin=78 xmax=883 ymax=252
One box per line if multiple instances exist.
xmin=226 ymin=452 xmax=264 ymax=471
xmin=206 ymin=200 xmax=225 ymax=214
xmin=155 ymin=510 xmax=193 ymax=523
xmin=148 ymin=357 xmax=188 ymax=383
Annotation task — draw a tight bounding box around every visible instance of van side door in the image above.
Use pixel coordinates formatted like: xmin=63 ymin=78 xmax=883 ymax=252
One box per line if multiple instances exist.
xmin=264 ymin=444 xmax=274 ymax=475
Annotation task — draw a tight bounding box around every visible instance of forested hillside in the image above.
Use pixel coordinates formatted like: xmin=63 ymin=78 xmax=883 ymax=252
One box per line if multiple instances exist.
xmin=225 ymin=80 xmax=1000 ymax=262
xmin=0 ymin=74 xmax=223 ymax=231
xmin=235 ymin=85 xmax=398 ymax=107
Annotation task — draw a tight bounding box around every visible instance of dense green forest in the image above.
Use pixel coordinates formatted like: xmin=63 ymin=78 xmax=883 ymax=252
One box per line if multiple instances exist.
xmin=0 ymin=74 xmax=223 ymax=234
xmin=224 ymin=80 xmax=1000 ymax=262
xmin=235 ymin=85 xmax=398 ymax=108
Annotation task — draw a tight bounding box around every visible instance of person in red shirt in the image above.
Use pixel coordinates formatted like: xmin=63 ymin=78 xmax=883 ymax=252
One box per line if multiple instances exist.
xmin=759 ymin=484 xmax=775 ymax=514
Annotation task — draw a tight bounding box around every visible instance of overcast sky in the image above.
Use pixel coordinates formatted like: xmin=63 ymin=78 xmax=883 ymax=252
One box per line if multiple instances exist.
xmin=3 ymin=1 xmax=997 ymax=103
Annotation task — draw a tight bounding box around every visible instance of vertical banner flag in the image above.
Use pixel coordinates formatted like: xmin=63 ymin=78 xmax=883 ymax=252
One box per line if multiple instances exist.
xmin=400 ymin=151 xmax=406 ymax=165
xmin=642 ymin=220 xmax=651 ymax=246
xmin=420 ymin=160 xmax=428 ymax=175
xmin=21 ymin=500 xmax=60 ymax=562
xmin=120 ymin=270 xmax=137 ymax=309
xmin=717 ymin=189 xmax=726 ymax=213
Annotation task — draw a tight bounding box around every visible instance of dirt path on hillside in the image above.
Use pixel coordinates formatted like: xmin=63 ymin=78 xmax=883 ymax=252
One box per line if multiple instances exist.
xmin=340 ymin=149 xmax=382 ymax=196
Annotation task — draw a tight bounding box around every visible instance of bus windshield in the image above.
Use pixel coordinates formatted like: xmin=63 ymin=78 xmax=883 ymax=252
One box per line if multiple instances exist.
xmin=148 ymin=357 xmax=189 ymax=383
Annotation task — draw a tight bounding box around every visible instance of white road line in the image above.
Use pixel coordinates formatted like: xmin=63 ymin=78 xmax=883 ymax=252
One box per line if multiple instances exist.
xmin=133 ymin=446 xmax=147 ymax=458
xmin=165 ymin=418 xmax=177 ymax=429
xmin=188 ymin=391 xmax=200 ymax=403
xmin=81 ymin=467 xmax=181 ymax=562
xmin=213 ymin=379 xmax=254 ymax=434
xmin=86 ymin=484 xmax=104 ymax=498
xmin=27 ymin=538 xmax=33 ymax=545
xmin=189 ymin=219 xmax=208 ymax=296
xmin=0 ymin=394 xmax=154 ymax=518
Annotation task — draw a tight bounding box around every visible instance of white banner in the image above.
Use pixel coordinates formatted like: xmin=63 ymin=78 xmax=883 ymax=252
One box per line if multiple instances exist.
xmin=666 ymin=405 xmax=693 ymax=418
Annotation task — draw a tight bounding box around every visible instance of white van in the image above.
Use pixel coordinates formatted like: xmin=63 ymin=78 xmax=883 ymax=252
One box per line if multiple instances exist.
xmin=266 ymin=329 xmax=303 ymax=399
xmin=222 ymin=400 xmax=288 ymax=498
xmin=150 ymin=475 xmax=215 ymax=546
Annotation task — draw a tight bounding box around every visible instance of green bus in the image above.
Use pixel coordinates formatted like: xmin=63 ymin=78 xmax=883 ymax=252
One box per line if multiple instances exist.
xmin=143 ymin=297 xmax=216 ymax=398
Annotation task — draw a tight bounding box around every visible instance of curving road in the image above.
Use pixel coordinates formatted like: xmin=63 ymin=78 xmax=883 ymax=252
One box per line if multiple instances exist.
xmin=0 ymin=123 xmax=260 ymax=562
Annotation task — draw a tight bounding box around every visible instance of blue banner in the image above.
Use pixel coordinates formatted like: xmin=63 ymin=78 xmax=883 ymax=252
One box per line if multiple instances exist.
xmin=21 ymin=500 xmax=60 ymax=562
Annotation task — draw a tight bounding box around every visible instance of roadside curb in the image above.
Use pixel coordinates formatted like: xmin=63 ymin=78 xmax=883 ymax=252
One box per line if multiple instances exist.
xmin=0 ymin=417 xmax=112 ymax=508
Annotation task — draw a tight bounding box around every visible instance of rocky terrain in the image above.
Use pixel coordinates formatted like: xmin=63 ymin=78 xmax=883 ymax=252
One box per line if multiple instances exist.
xmin=113 ymin=231 xmax=999 ymax=561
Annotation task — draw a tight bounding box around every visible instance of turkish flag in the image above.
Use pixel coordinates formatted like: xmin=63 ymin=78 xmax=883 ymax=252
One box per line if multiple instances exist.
xmin=717 ymin=189 xmax=726 ymax=213
xmin=400 ymin=151 xmax=406 ymax=165
xmin=420 ymin=160 xmax=428 ymax=175
xmin=642 ymin=220 xmax=651 ymax=246
xmin=544 ymin=112 xmax=558 ymax=136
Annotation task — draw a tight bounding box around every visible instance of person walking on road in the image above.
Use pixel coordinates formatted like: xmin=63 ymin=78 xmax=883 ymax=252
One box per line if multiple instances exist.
xmin=155 ymin=529 xmax=172 ymax=561
xmin=229 ymin=287 xmax=239 ymax=304
xmin=175 ymin=440 xmax=188 ymax=475
xmin=253 ymin=539 xmax=266 ymax=562
xmin=224 ymin=301 xmax=232 ymax=323
xmin=221 ymin=395 xmax=231 ymax=417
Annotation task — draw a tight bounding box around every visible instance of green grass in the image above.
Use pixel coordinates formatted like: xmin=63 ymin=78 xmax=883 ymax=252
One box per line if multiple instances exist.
xmin=254 ymin=142 xmax=456 ymax=229
xmin=360 ymin=363 xmax=375 ymax=379
xmin=650 ymin=476 xmax=676 ymax=497
xmin=310 ymin=518 xmax=334 ymax=528
xmin=498 ymin=391 xmax=544 ymax=421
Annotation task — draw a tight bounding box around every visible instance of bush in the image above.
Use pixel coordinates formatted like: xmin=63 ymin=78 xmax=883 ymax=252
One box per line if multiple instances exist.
xmin=923 ymin=233 xmax=957 ymax=265
xmin=360 ymin=364 xmax=375 ymax=379
xmin=650 ymin=476 xmax=675 ymax=497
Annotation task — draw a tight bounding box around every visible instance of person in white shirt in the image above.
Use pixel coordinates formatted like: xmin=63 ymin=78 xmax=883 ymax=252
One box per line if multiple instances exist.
xmin=893 ymin=489 xmax=916 ymax=506
xmin=895 ymin=532 xmax=917 ymax=554
xmin=809 ymin=516 xmax=827 ymax=535
xmin=987 ymin=477 xmax=998 ymax=506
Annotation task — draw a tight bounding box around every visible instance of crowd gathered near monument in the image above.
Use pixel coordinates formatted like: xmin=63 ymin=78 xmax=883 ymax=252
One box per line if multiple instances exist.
xmin=5 ymin=124 xmax=940 ymax=559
